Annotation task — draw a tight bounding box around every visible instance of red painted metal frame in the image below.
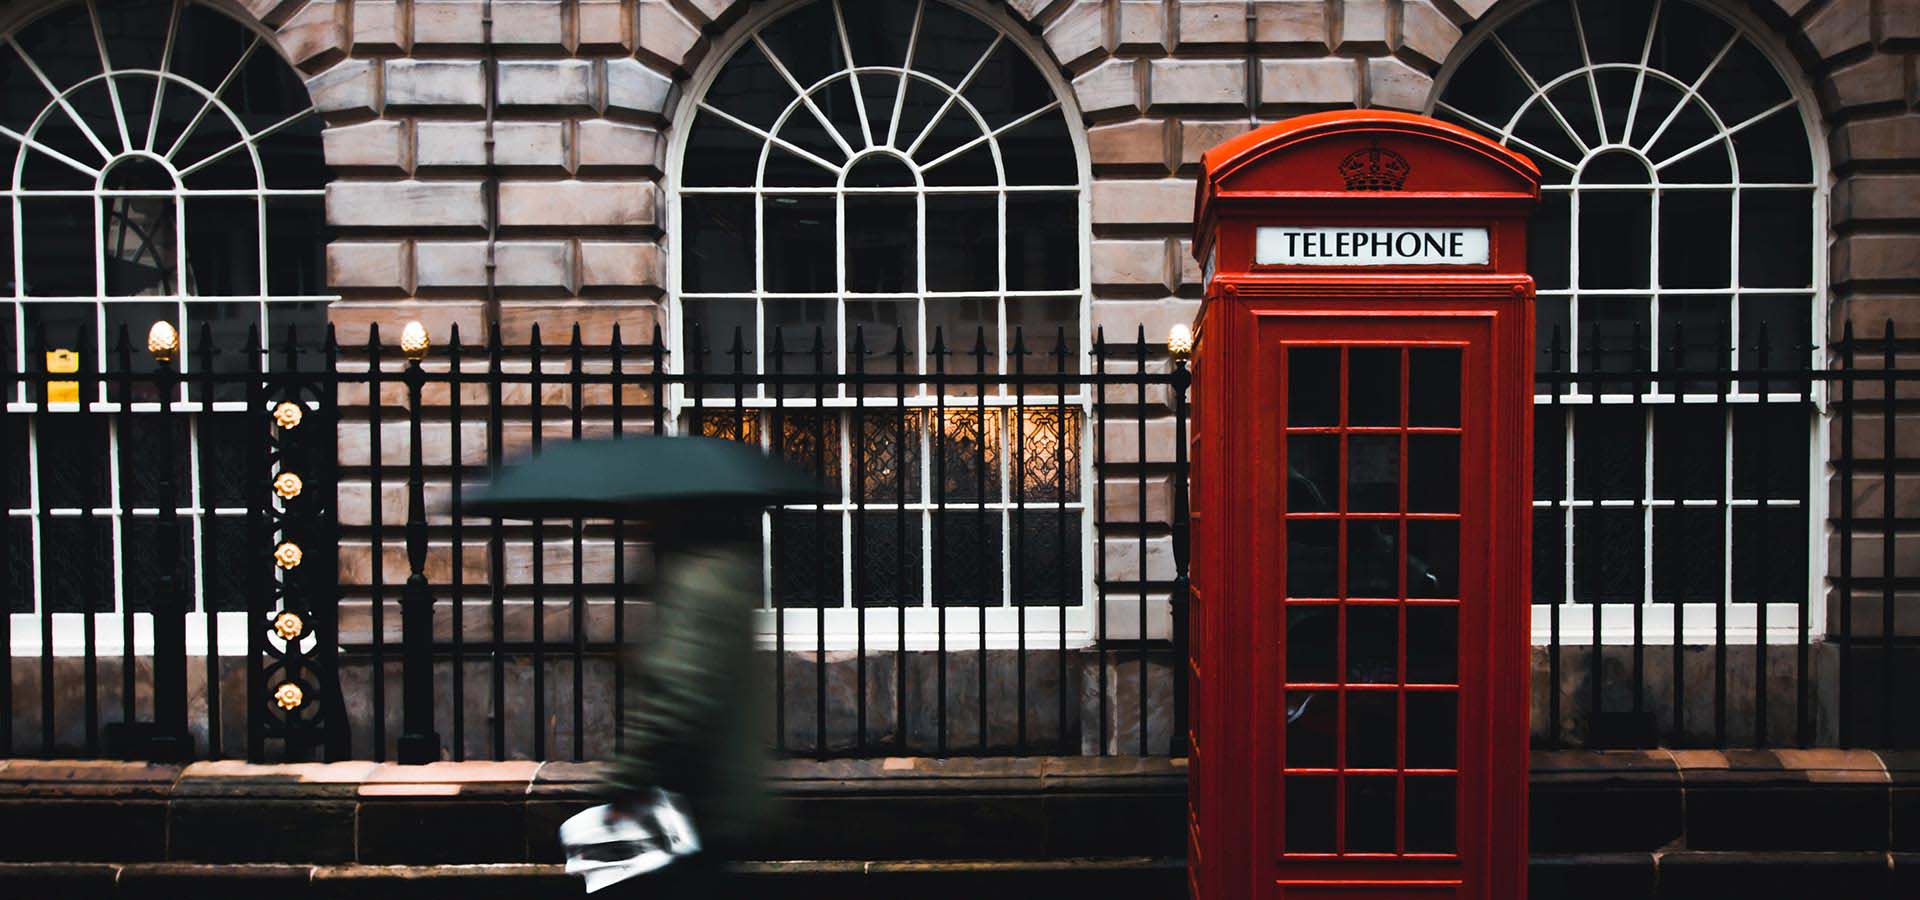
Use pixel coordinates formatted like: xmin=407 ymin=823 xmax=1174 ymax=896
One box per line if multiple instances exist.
xmin=1188 ymin=111 xmax=1538 ymax=900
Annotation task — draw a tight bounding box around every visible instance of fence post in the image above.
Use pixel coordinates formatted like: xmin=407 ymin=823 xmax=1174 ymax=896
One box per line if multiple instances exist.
xmin=1169 ymin=324 xmax=1193 ymax=757
xmin=147 ymin=321 xmax=193 ymax=762
xmin=397 ymin=321 xmax=441 ymax=764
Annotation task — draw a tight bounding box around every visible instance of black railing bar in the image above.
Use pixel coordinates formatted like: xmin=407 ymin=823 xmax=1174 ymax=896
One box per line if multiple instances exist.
xmin=932 ymin=326 xmax=948 ymax=756
xmin=850 ymin=325 xmax=868 ymax=755
xmin=975 ymin=327 xmax=989 ymax=754
xmin=1581 ymin=329 xmax=1602 ymax=746
xmin=1753 ymin=322 xmax=1771 ymax=748
xmin=447 ymin=324 xmax=467 ymax=761
xmin=1630 ymin=320 xmax=1647 ymax=727
xmin=486 ymin=326 xmax=508 ymax=761
xmin=767 ymin=327 xmax=787 ymax=755
xmin=610 ymin=324 xmax=628 ymax=757
xmin=244 ymin=325 xmax=266 ymax=761
xmin=1011 ymin=326 xmax=1028 ymax=754
xmin=1056 ymin=327 xmax=1071 ymax=755
xmin=113 ymin=328 xmax=135 ymax=733
xmin=1837 ymin=322 xmax=1857 ymax=747
xmin=893 ymin=327 xmax=909 ymax=754
xmin=1712 ymin=318 xmax=1731 ymax=747
xmin=1135 ymin=325 xmax=1149 ymax=758
xmin=366 ymin=325 xmax=388 ymax=761
xmin=1880 ymin=318 xmax=1897 ymax=745
xmin=529 ymin=325 xmax=547 ymax=761
xmin=1666 ymin=324 xmax=1687 ymax=744
xmin=1094 ymin=327 xmax=1110 ymax=756
xmin=571 ymin=325 xmax=588 ymax=762
xmin=195 ymin=322 xmax=219 ymax=759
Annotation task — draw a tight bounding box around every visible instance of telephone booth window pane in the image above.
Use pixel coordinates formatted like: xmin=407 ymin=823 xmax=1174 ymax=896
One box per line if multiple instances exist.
xmin=1346 ymin=692 xmax=1397 ymax=769
xmin=1346 ymin=606 xmax=1398 ymax=683
xmin=1406 ymin=520 xmax=1459 ymax=599
xmin=1289 ymin=348 xmax=1340 ymax=426
xmin=1408 ymin=349 xmax=1461 ymax=427
xmin=1406 ymin=435 xmax=1460 ymax=513
xmin=1287 ymin=608 xmax=1338 ymax=682
xmin=1286 ymin=691 xmax=1336 ymax=767
xmin=1288 ymin=521 xmax=1338 ymax=598
xmin=1406 ymin=607 xmax=1459 ymax=684
xmin=1405 ymin=776 xmax=1457 ymax=853
xmin=1348 ymin=348 xmax=1400 ymax=426
xmin=1285 ymin=777 xmax=1338 ymax=852
xmin=1288 ymin=435 xmax=1339 ymax=512
xmin=1347 ymin=521 xmax=1398 ymax=598
xmin=1345 ymin=776 xmax=1397 ymax=853
xmin=1406 ymin=693 xmax=1458 ymax=769
xmin=1347 ymin=435 xmax=1400 ymax=512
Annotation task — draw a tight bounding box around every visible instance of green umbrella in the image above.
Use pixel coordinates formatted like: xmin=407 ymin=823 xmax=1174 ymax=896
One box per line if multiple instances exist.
xmin=462 ymin=435 xmax=834 ymax=519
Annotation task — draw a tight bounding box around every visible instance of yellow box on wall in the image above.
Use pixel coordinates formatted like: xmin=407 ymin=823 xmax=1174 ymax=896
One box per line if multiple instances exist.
xmin=45 ymin=348 xmax=79 ymax=404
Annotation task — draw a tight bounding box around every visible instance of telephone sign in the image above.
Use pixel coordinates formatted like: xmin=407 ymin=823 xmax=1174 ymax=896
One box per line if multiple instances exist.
xmin=1185 ymin=110 xmax=1539 ymax=900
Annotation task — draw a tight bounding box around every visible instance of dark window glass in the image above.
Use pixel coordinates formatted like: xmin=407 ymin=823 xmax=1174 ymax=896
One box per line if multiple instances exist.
xmin=1407 ymin=435 xmax=1459 ymax=514
xmin=1736 ymin=107 xmax=1813 ymax=183
xmin=1657 ymin=295 xmax=1731 ymax=393
xmin=1653 ymin=507 xmax=1722 ymax=603
xmin=22 ymin=197 xmax=96 ymax=296
xmin=187 ymin=196 xmax=261 ymax=297
xmin=1286 ymin=520 xmax=1337 ymax=598
xmin=925 ymin=194 xmax=996 ymax=291
xmin=1348 ymin=348 xmax=1400 ymax=426
xmin=756 ymin=1 xmax=844 ymax=90
xmin=1575 ymin=507 xmax=1644 ymax=604
xmin=1534 ymin=407 xmax=1566 ymax=500
xmin=910 ymin=1 xmax=997 ymax=85
xmin=1406 ymin=692 xmax=1457 ymax=769
xmin=933 ymin=512 xmax=1003 ymax=605
xmin=1001 ymin=110 xmax=1078 ymax=185
xmin=683 ymin=195 xmax=755 ymax=294
xmin=265 ymin=196 xmax=327 ymax=296
xmin=1288 ymin=347 xmax=1339 ymax=426
xmin=681 ymin=300 xmax=757 ymax=382
xmin=1286 ymin=606 xmax=1338 ymax=682
xmin=854 ymin=511 xmax=921 ymax=606
xmin=1005 ymin=193 xmax=1077 ymax=290
xmin=1348 ymin=521 xmax=1398 ymax=600
xmin=1284 ymin=776 xmax=1337 ymax=853
xmin=1285 ymin=690 xmax=1335 ymax=768
xmin=1288 ymin=435 xmax=1339 ymax=513
xmin=844 ymin=196 xmax=915 ymax=293
xmin=1406 ymin=520 xmax=1459 ymax=599
xmin=1533 ymin=508 xmax=1565 ymax=605
xmin=703 ymin=40 xmax=791 ymax=131
xmin=772 ymin=509 xmax=843 ymax=607
xmin=1406 ymin=606 xmax=1458 ymax=684
xmin=962 ymin=40 xmax=1055 ymax=130
xmin=1347 ymin=435 xmax=1399 ymax=512
xmin=1660 ymin=191 xmax=1731 ymax=288
xmin=1347 ymin=605 xmax=1398 ymax=682
xmin=1578 ymin=298 xmax=1651 ymax=391
xmin=1732 ymin=405 xmax=1808 ymax=501
xmin=1731 ymin=508 xmax=1806 ymax=605
xmin=682 ymin=114 xmax=760 ymax=187
xmin=1346 ymin=691 xmax=1397 ymax=769
xmin=1653 ymin=408 xmax=1723 ymax=500
xmin=1739 ymin=190 xmax=1813 ymax=288
xmin=1405 ymin=776 xmax=1457 ymax=853
xmin=1530 ymin=191 xmax=1571 ymax=289
xmin=1575 ymin=406 xmax=1644 ymax=500
xmin=1345 ymin=776 xmax=1397 ymax=853
xmin=1408 ymin=349 xmax=1461 ymax=427
xmin=1578 ymin=192 xmax=1651 ymax=289
xmin=764 ymin=196 xmax=836 ymax=293
xmin=844 ymin=153 xmax=915 ymax=188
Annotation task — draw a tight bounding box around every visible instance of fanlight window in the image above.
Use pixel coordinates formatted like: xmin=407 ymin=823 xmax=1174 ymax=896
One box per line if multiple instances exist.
xmin=4 ymin=0 xmax=330 ymax=630
xmin=1433 ymin=0 xmax=1820 ymax=643
xmin=672 ymin=0 xmax=1090 ymax=633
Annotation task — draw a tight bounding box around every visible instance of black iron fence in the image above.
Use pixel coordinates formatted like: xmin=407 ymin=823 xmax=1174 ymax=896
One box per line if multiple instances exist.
xmin=1 ymin=319 xmax=1189 ymax=762
xmin=1 ymin=316 xmax=1916 ymax=762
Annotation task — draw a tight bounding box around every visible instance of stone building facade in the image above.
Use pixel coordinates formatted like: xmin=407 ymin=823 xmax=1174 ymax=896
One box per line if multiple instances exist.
xmin=2 ymin=0 xmax=1916 ymax=759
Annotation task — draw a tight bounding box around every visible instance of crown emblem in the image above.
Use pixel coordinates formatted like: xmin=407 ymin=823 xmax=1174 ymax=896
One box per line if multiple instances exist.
xmin=1338 ymin=146 xmax=1410 ymax=191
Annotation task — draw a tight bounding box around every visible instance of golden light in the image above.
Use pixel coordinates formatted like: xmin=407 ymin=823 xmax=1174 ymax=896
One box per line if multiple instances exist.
xmin=1167 ymin=322 xmax=1194 ymax=360
xmin=273 ymin=541 xmax=304 ymax=570
xmin=273 ymin=682 xmax=304 ymax=710
xmin=273 ymin=472 xmax=303 ymax=500
xmin=400 ymin=320 xmax=430 ymax=362
xmin=147 ymin=320 xmax=179 ymax=364
xmin=273 ymin=611 xmax=304 ymax=640
xmin=272 ymin=401 xmax=304 ymax=430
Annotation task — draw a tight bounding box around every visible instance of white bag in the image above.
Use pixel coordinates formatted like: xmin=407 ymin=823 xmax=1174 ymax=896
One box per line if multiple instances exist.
xmin=560 ymin=788 xmax=703 ymax=894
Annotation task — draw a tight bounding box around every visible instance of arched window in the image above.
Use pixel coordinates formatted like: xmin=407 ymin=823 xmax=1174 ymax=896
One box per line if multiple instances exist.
xmin=5 ymin=0 xmax=329 ymax=632
xmin=1433 ymin=0 xmax=1821 ymax=642
xmin=670 ymin=0 xmax=1089 ymax=631
xmin=4 ymin=0 xmax=329 ymax=369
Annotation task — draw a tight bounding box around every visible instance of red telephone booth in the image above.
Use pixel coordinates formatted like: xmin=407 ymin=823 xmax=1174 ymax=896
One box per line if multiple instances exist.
xmin=1186 ymin=110 xmax=1538 ymax=900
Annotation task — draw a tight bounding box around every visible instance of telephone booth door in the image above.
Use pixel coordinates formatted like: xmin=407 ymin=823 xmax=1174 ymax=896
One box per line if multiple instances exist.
xmin=1186 ymin=110 xmax=1538 ymax=900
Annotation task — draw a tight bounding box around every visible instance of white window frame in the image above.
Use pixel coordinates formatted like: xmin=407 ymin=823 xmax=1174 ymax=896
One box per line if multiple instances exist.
xmin=1430 ymin=0 xmax=1830 ymax=646
xmin=666 ymin=0 xmax=1099 ymax=650
xmin=5 ymin=0 xmax=332 ymax=657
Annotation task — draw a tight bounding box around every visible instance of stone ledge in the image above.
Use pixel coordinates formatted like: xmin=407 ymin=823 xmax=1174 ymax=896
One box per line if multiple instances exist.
xmin=0 ymin=751 xmax=1911 ymax=867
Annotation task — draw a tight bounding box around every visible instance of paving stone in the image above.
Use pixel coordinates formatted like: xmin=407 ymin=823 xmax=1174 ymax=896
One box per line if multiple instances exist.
xmin=322 ymin=120 xmax=407 ymax=169
xmin=329 ymin=180 xmax=487 ymax=228
xmin=1260 ymin=57 xmax=1359 ymax=106
xmin=1148 ymin=58 xmax=1248 ymax=109
xmin=384 ymin=59 xmax=486 ymax=107
xmin=497 ymin=60 xmax=595 ymax=108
